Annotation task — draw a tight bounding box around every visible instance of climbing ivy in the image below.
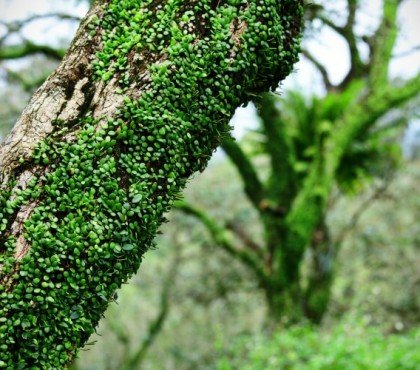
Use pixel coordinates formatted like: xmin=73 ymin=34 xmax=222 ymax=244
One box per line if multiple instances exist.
xmin=0 ymin=0 xmax=302 ymax=367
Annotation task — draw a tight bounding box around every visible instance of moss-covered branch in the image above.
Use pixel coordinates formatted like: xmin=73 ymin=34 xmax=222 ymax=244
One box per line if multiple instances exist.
xmin=0 ymin=0 xmax=302 ymax=367
xmin=330 ymin=74 xmax=420 ymax=164
xmin=369 ymin=0 xmax=400 ymax=89
xmin=257 ymin=93 xmax=296 ymax=206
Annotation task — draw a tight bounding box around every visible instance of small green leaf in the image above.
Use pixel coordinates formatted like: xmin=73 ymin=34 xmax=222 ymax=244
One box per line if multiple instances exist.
xmin=70 ymin=311 xmax=80 ymax=320
xmin=132 ymin=194 xmax=142 ymax=203
xmin=122 ymin=243 xmax=134 ymax=251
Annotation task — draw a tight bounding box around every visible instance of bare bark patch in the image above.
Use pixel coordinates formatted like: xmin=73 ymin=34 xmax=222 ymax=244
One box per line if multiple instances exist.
xmin=57 ymin=77 xmax=90 ymax=122
xmin=91 ymin=79 xmax=125 ymax=121
xmin=230 ymin=19 xmax=247 ymax=47
xmin=11 ymin=202 xmax=37 ymax=261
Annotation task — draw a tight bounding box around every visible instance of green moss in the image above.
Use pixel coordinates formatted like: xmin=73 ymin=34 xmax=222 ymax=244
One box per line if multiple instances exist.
xmin=0 ymin=0 xmax=302 ymax=367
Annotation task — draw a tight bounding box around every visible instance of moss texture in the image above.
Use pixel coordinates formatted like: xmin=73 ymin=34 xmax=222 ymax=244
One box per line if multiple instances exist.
xmin=0 ymin=0 xmax=302 ymax=367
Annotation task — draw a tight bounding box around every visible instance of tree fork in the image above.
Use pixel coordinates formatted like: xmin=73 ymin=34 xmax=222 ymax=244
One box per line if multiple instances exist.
xmin=0 ymin=0 xmax=302 ymax=367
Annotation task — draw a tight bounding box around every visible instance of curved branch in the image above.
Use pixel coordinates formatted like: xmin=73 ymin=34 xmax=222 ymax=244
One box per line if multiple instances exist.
xmin=226 ymin=220 xmax=264 ymax=259
xmin=301 ymin=49 xmax=333 ymax=91
xmin=174 ymin=201 xmax=270 ymax=286
xmin=316 ymin=14 xmax=344 ymax=35
xmin=335 ymin=175 xmax=394 ymax=245
xmin=0 ymin=13 xmax=82 ymax=48
xmin=221 ymin=138 xmax=265 ymax=211
xmin=0 ymin=13 xmax=82 ymax=30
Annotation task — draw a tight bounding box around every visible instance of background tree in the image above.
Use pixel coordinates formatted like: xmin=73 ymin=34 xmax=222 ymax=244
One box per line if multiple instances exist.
xmin=0 ymin=0 xmax=303 ymax=367
xmin=176 ymin=0 xmax=420 ymax=324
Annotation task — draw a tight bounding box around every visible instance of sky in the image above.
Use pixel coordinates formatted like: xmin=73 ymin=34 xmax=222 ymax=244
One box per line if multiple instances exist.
xmin=0 ymin=0 xmax=419 ymax=144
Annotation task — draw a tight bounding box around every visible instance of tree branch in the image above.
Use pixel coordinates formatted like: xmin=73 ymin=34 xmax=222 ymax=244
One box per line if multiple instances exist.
xmin=369 ymin=0 xmax=401 ymax=88
xmin=122 ymin=250 xmax=181 ymax=370
xmin=225 ymin=220 xmax=264 ymax=259
xmin=301 ymin=49 xmax=334 ymax=90
xmin=345 ymin=0 xmax=358 ymax=30
xmin=338 ymin=0 xmax=366 ymax=89
xmin=0 ymin=0 xmax=303 ymax=365
xmin=257 ymin=93 xmax=297 ymax=207
xmin=0 ymin=13 xmax=82 ymax=49
xmin=280 ymin=73 xmax=420 ymax=282
xmin=0 ymin=41 xmax=65 ymax=61
xmin=392 ymin=45 xmax=420 ymax=59
xmin=221 ymin=137 xmax=265 ymax=211
xmin=304 ymin=0 xmax=366 ymax=90
xmin=0 ymin=13 xmax=82 ymax=30
xmin=316 ymin=14 xmax=344 ymax=35
xmin=174 ymin=201 xmax=270 ymax=286
xmin=332 ymin=74 xmax=420 ymax=159
xmin=335 ymin=174 xmax=394 ymax=245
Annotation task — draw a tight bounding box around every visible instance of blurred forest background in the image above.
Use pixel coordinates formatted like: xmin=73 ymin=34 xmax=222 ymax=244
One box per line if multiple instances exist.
xmin=0 ymin=0 xmax=419 ymax=369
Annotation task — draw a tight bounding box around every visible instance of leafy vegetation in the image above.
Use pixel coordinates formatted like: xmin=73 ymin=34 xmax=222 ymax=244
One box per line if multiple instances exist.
xmin=218 ymin=324 xmax=420 ymax=370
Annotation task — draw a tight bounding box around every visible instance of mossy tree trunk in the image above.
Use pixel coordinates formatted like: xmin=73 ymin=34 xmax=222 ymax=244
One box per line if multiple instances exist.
xmin=0 ymin=0 xmax=303 ymax=367
xmin=303 ymin=220 xmax=335 ymax=324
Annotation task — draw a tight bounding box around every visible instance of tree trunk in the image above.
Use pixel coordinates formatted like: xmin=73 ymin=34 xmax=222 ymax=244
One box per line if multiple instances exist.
xmin=303 ymin=220 xmax=334 ymax=324
xmin=0 ymin=0 xmax=302 ymax=367
xmin=265 ymin=282 xmax=303 ymax=326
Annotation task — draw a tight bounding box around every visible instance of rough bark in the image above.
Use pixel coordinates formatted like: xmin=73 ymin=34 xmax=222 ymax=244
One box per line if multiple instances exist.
xmin=0 ymin=0 xmax=302 ymax=367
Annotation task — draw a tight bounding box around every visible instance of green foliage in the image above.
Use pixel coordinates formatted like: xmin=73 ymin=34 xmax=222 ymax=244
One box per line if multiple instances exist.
xmin=0 ymin=0 xmax=302 ymax=367
xmin=255 ymin=81 xmax=400 ymax=192
xmin=218 ymin=324 xmax=420 ymax=370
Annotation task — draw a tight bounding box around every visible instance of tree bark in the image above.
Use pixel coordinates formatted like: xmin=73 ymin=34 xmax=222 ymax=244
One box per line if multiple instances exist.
xmin=0 ymin=0 xmax=302 ymax=367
